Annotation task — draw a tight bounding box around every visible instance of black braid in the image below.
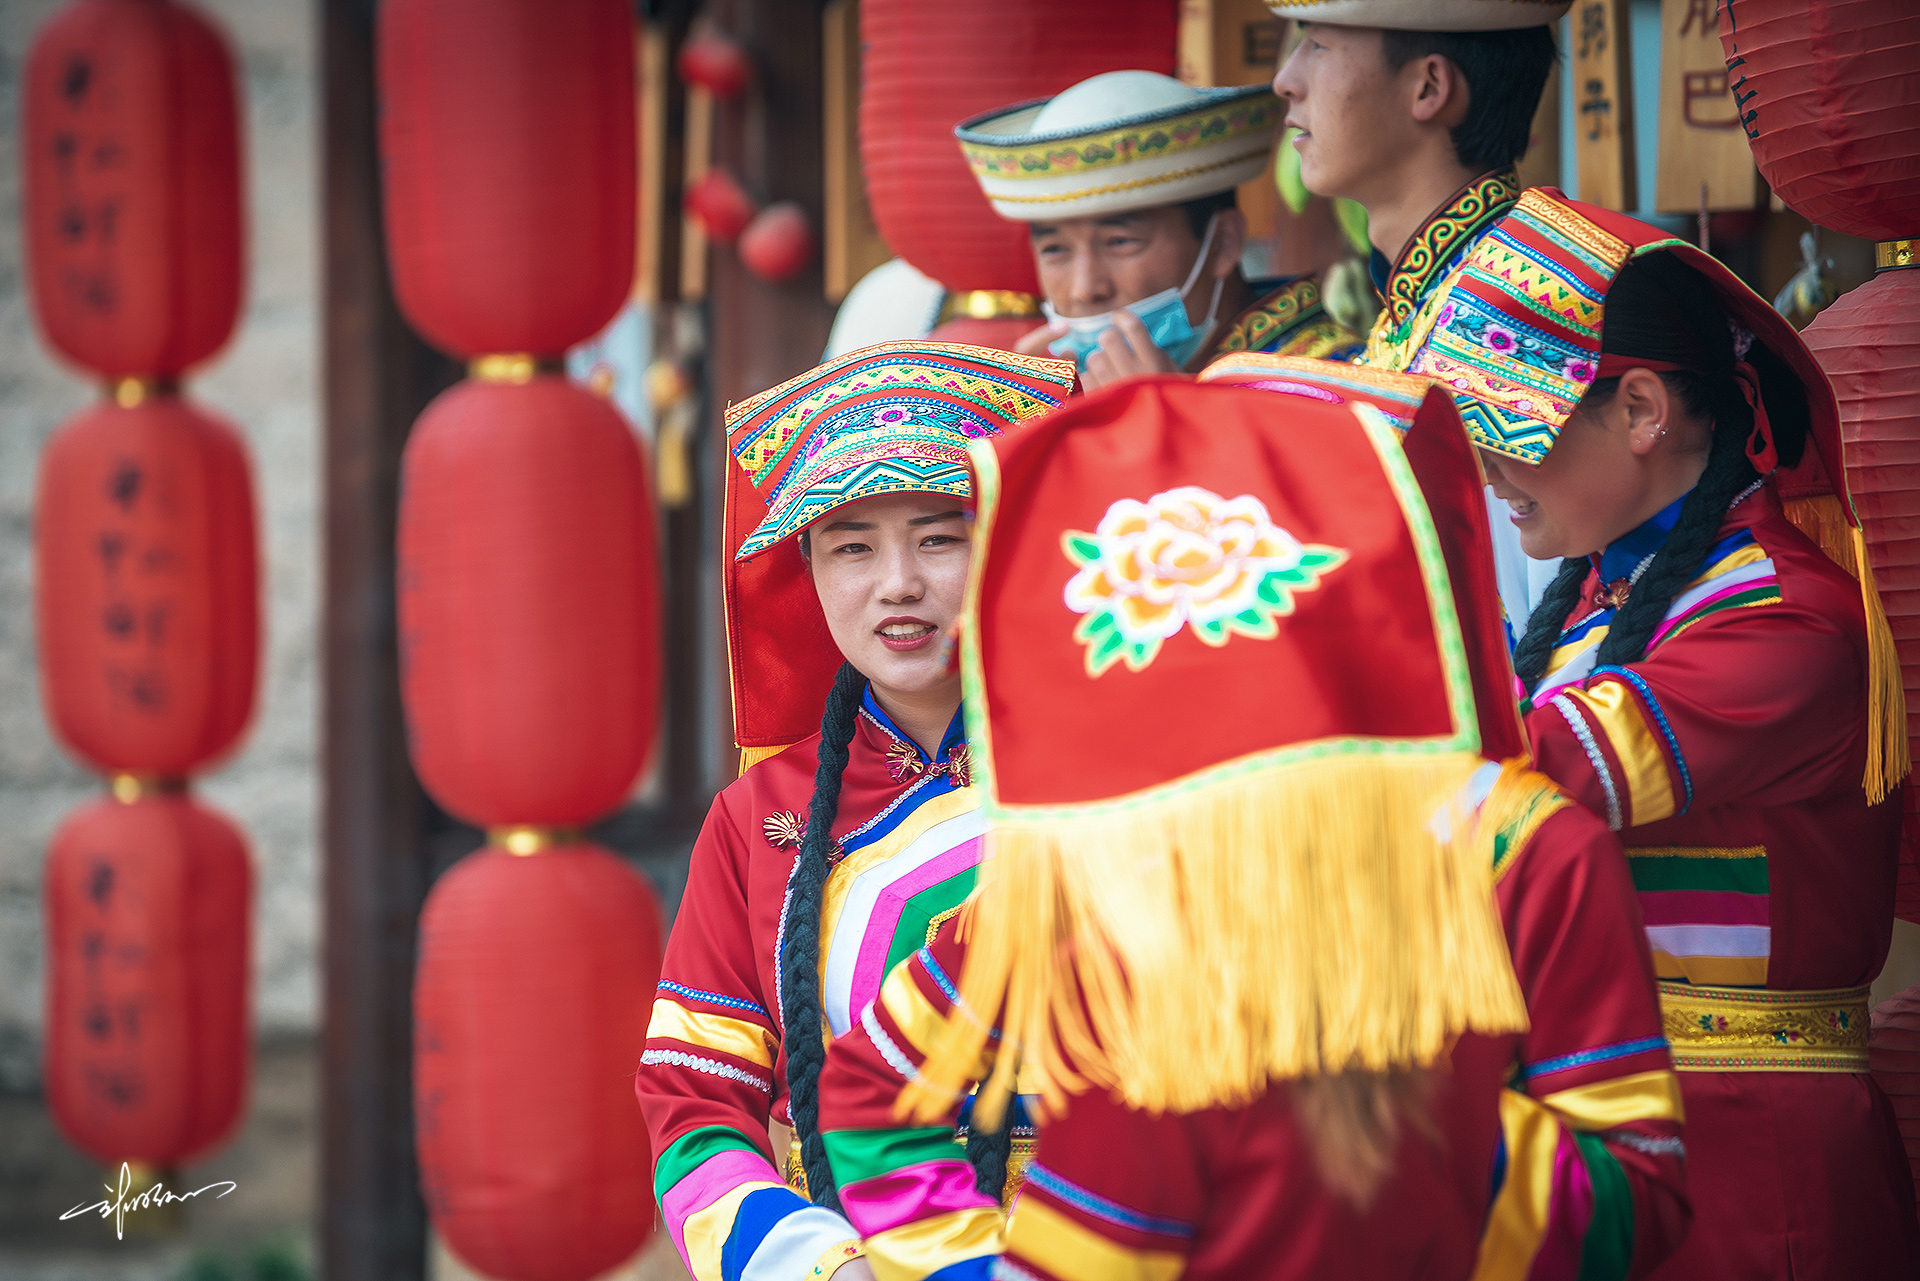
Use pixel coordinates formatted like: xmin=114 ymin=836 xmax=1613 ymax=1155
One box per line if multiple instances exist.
xmin=1513 ymin=557 xmax=1592 ymax=688
xmin=780 ymin=661 xmax=865 ymax=1214
xmin=964 ymin=1108 xmax=1015 ymax=1200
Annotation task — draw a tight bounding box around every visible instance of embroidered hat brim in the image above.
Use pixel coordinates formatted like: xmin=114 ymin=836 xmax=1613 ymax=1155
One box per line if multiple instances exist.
xmin=1263 ymin=0 xmax=1570 ymax=30
xmin=956 ymin=83 xmax=1280 ymax=222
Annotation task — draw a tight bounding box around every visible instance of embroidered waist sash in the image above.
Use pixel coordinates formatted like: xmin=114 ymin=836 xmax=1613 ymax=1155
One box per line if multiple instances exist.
xmin=1660 ymin=982 xmax=1870 ymax=1073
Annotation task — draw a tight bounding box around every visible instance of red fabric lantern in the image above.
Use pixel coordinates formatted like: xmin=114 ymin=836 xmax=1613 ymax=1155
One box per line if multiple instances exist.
xmin=685 ymin=169 xmax=757 ymax=244
xmin=378 ymin=0 xmax=635 ymax=358
xmin=43 ymin=791 xmax=250 ymax=1167
xmin=414 ymin=842 xmax=661 ymax=1281
xmin=928 ymin=315 xmax=1049 ymax=351
xmin=1871 ymin=983 xmax=1920 ymax=1186
xmin=677 ymin=29 xmax=750 ymax=99
xmin=1804 ymin=268 xmax=1920 ymax=916
xmin=35 ymin=394 xmax=259 ymax=777
xmin=738 ymin=201 xmax=815 ymax=283
xmin=1719 ymin=0 xmax=1920 ymax=241
xmin=21 ymin=0 xmax=243 ymax=378
xmin=859 ymin=0 xmax=1178 ymax=295
xmin=397 ymin=377 xmax=659 ymax=828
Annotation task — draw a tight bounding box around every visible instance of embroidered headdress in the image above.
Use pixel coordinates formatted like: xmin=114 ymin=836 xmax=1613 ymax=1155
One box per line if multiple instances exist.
xmin=899 ymin=372 xmax=1533 ymax=1129
xmin=722 ymin=341 xmax=1074 ymax=767
xmin=1263 ymin=0 xmax=1570 ymax=30
xmin=955 ymin=71 xmax=1280 ymax=223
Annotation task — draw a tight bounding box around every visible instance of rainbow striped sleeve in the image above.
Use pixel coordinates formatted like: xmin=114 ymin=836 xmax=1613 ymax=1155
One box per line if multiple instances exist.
xmin=653 ymin=1125 xmax=861 ymax=1281
xmin=1000 ymin=1164 xmax=1190 ymax=1281
xmin=1627 ymin=845 xmax=1769 ymax=986
xmin=822 ymin=947 xmax=1003 ymax=1281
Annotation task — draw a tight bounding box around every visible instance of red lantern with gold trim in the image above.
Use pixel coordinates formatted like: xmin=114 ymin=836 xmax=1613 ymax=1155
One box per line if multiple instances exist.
xmin=22 ymin=0 xmax=243 ymax=379
xmin=42 ymin=790 xmax=251 ymax=1167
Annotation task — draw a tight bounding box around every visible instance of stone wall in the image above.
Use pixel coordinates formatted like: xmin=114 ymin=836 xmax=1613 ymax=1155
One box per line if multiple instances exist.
xmin=0 ymin=0 xmax=321 ymax=1088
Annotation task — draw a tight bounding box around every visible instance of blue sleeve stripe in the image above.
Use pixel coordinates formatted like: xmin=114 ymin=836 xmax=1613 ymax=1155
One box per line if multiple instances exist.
xmin=720 ymin=1186 xmax=813 ymax=1281
xmin=925 ymin=1260 xmax=999 ymax=1281
xmin=658 ymin=980 xmax=768 ymax=1016
xmin=1517 ymin=1035 xmax=1669 ymax=1082
xmin=1590 ymin=665 xmax=1692 ymax=815
xmin=918 ymin=946 xmax=961 ymax=1003
xmin=1023 ymin=1163 xmax=1194 ymax=1239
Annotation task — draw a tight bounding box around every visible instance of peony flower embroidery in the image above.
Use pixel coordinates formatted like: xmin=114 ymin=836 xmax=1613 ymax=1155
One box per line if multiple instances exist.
xmin=1061 ymin=486 xmax=1347 ymax=677
xmin=871 ymin=406 xmax=913 ymax=427
xmin=1483 ymin=325 xmax=1517 ymax=353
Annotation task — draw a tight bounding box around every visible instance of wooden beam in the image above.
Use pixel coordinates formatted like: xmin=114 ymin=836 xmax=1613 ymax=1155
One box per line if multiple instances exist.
xmin=1654 ymin=0 xmax=1758 ymax=213
xmin=1569 ymin=0 xmax=1636 ymax=210
xmin=821 ymin=0 xmax=890 ymax=302
xmin=319 ymin=3 xmax=463 ymax=1278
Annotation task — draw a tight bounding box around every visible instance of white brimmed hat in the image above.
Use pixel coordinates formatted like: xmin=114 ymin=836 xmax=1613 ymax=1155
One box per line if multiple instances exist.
xmin=1264 ymin=0 xmax=1570 ymax=30
xmin=955 ymin=71 xmax=1280 ymax=223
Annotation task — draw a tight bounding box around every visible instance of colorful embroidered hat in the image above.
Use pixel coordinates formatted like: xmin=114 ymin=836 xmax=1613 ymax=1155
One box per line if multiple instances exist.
xmin=955 ymin=71 xmax=1280 ymax=222
xmin=899 ymin=374 xmax=1530 ymax=1127
xmin=1401 ymin=186 xmax=1906 ymax=798
xmin=722 ymin=341 xmax=1074 ymax=764
xmin=1264 ymin=0 xmax=1571 ymax=30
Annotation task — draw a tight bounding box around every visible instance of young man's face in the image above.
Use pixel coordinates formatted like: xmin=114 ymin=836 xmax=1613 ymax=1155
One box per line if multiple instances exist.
xmin=1028 ymin=206 xmax=1206 ymax=320
xmin=1273 ymin=23 xmax=1422 ymax=206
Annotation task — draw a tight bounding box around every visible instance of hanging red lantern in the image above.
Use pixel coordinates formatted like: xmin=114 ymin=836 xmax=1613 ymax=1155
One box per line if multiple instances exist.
xmin=737 ymin=201 xmax=815 ymax=283
xmin=21 ymin=0 xmax=244 ymax=379
xmin=859 ymin=0 xmax=1178 ymax=296
xmin=1719 ymin=0 xmax=1920 ymax=241
xmin=397 ymin=376 xmax=659 ymax=828
xmin=415 ymin=841 xmax=661 ymax=1281
xmin=684 ymin=168 xmax=757 ymax=245
xmin=42 ymin=790 xmax=251 ymax=1167
xmin=377 ymin=0 xmax=635 ymax=358
xmin=676 ymin=28 xmax=750 ymax=99
xmin=35 ymin=394 xmax=259 ymax=778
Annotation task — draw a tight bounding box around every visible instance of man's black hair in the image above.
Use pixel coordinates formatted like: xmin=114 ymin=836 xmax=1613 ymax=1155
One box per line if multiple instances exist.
xmin=1380 ymin=26 xmax=1558 ymax=173
xmin=1177 ymin=189 xmax=1238 ymax=240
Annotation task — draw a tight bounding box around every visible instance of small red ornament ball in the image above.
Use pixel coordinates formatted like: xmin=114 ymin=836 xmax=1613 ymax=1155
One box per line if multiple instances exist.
xmin=684 ymin=169 xmax=756 ymax=244
xmin=738 ymin=202 xmax=815 ymax=283
xmin=676 ymin=29 xmax=750 ymax=99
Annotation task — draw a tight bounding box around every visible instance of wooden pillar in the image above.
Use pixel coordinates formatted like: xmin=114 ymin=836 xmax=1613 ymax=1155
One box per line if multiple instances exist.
xmin=319 ymin=2 xmax=463 ymax=1278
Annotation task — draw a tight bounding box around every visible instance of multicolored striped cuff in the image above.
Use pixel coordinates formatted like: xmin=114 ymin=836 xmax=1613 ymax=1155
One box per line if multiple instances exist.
xmin=1628 ymin=846 xmax=1769 ymax=987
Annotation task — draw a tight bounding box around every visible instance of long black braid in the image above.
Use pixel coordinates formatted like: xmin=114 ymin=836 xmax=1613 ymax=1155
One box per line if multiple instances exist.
xmin=1512 ymin=253 xmax=1808 ymax=691
xmin=778 ymin=660 xmax=1015 ymax=1208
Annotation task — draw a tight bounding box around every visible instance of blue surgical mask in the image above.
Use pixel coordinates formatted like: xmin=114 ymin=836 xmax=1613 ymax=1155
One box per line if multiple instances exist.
xmin=1044 ymin=213 xmax=1227 ymax=371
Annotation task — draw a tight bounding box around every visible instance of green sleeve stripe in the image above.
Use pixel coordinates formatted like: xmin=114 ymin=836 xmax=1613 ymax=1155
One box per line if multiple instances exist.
xmin=884 ymin=870 xmax=979 ymax=979
xmin=654 ymin=1125 xmax=765 ymax=1202
xmin=1627 ymin=856 xmax=1768 ymax=894
xmin=822 ymin=1126 xmax=960 ymax=1185
xmin=1573 ymin=1131 xmax=1636 ymax=1281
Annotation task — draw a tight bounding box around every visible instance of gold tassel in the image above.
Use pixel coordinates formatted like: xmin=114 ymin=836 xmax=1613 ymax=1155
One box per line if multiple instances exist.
xmin=738 ymin=742 xmax=791 ymax=777
xmin=1781 ymin=496 xmax=1910 ymax=802
xmin=899 ymin=752 xmax=1530 ymax=1131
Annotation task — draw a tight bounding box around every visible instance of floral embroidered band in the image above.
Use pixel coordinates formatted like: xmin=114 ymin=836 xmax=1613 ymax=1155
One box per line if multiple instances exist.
xmin=1659 ymin=982 xmax=1869 ymax=1073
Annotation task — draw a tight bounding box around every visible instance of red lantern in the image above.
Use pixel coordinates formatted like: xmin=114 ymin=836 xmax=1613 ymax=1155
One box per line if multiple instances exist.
xmin=21 ymin=0 xmax=244 ymax=378
xmin=1719 ymin=0 xmax=1920 ymax=241
xmin=859 ymin=0 xmax=1178 ymax=295
xmin=738 ymin=201 xmax=815 ymax=283
xmin=42 ymin=791 xmax=250 ymax=1167
xmin=378 ymin=0 xmax=636 ymax=358
xmin=35 ymin=394 xmax=259 ymax=778
xmin=677 ymin=29 xmax=750 ymax=99
xmin=1871 ymin=983 xmax=1920 ymax=1186
xmin=415 ymin=842 xmax=661 ymax=1281
xmin=684 ymin=168 xmax=757 ymax=244
xmin=929 ymin=315 xmax=1048 ymax=352
xmin=397 ymin=377 xmax=659 ymax=828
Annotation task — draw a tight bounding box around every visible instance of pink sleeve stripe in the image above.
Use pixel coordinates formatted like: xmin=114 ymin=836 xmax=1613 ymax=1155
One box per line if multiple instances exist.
xmin=847 ymin=840 xmax=983 ymax=1004
xmin=1636 ymin=889 xmax=1769 ymax=928
xmin=662 ymin=1148 xmax=785 ymax=1258
xmin=838 ymin=1158 xmax=998 ymax=1238
xmin=1529 ymin=1129 xmax=1595 ymax=1281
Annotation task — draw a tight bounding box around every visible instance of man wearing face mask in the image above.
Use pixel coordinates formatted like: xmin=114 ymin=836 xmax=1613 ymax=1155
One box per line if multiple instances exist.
xmin=956 ymin=70 xmax=1362 ymax=392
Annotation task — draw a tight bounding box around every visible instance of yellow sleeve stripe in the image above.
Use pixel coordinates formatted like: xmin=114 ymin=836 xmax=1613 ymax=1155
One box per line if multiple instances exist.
xmin=1566 ymin=683 xmax=1676 ymax=828
xmin=1469 ymin=1090 xmax=1557 ymax=1281
xmin=647 ymin=999 xmax=777 ymax=1068
xmin=1006 ymin=1199 xmax=1186 ymax=1281
xmin=1539 ymin=1068 xmax=1685 ymax=1132
xmin=880 ymin=960 xmax=956 ymax=1060
xmin=681 ymin=1180 xmax=785 ymax=1281
xmin=864 ymin=1206 xmax=1004 ymax=1281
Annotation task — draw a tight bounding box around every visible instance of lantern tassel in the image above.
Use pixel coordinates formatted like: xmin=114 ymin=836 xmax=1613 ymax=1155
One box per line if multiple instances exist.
xmin=1782 ymin=494 xmax=1910 ymax=803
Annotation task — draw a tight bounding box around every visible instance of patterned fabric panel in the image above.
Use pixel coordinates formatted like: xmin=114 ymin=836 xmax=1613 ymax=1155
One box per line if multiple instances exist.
xmin=1628 ymin=846 xmax=1770 ymax=987
xmin=1212 ymin=276 xmax=1361 ymax=361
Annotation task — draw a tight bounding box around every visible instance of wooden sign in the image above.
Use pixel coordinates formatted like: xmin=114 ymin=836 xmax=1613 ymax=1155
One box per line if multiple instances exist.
xmin=821 ymin=0 xmax=890 ymax=302
xmin=1654 ymin=0 xmax=1758 ymax=212
xmin=1178 ymin=0 xmax=1284 ymax=247
xmin=1569 ymin=0 xmax=1636 ymax=210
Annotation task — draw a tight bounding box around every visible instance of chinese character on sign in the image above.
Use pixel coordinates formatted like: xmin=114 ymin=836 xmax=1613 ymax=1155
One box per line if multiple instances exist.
xmin=1677 ymin=0 xmax=1714 ymax=37
xmin=1682 ymin=70 xmax=1740 ymax=129
xmin=1578 ymin=1 xmax=1608 ymax=59
xmin=1580 ymin=79 xmax=1613 ymax=142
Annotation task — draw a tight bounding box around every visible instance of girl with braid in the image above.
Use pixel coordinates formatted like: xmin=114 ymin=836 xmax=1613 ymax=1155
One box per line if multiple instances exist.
xmin=1407 ymin=188 xmax=1917 ymax=1279
xmin=635 ymin=343 xmax=1073 ymax=1281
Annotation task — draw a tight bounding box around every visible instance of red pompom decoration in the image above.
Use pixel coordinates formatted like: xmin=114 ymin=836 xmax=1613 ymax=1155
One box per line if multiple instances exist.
xmin=928 ymin=315 xmax=1048 ymax=352
xmin=35 ymin=395 xmax=259 ymax=777
xmin=43 ymin=791 xmax=251 ymax=1167
xmin=378 ymin=0 xmax=636 ymax=358
xmin=859 ymin=0 xmax=1178 ymax=294
xmin=415 ymin=842 xmax=661 ymax=1281
xmin=676 ymin=29 xmax=750 ymax=99
xmin=1803 ymin=268 xmax=1920 ymax=916
xmin=22 ymin=0 xmax=244 ymax=378
xmin=684 ymin=168 xmax=757 ymax=244
xmin=737 ymin=201 xmax=815 ymax=283
xmin=1872 ymin=983 xmax=1920 ymax=1185
xmin=1719 ymin=0 xmax=1920 ymax=240
xmin=397 ymin=377 xmax=659 ymax=828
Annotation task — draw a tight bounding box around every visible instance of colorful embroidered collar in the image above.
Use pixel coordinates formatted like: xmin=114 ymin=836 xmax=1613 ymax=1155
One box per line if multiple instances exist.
xmin=1372 ymin=168 xmax=1519 ymax=338
xmin=1212 ymin=276 xmax=1362 ymax=361
xmin=861 ymin=685 xmax=970 ymax=786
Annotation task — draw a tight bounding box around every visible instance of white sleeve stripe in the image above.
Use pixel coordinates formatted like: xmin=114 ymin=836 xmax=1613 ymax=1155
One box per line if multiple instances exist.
xmin=641 ymin=1048 xmax=772 ymax=1093
xmin=1551 ymin=693 xmax=1622 ymax=831
xmin=739 ymin=1204 xmax=859 ymax=1281
xmin=861 ymin=1001 xmax=920 ymax=1082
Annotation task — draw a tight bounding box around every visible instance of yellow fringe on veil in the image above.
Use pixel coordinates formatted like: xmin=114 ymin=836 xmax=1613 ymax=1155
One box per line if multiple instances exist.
xmin=1782 ymin=495 xmax=1910 ymax=803
xmin=737 ymin=742 xmax=791 ymax=777
xmin=898 ymin=752 xmax=1531 ymax=1131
